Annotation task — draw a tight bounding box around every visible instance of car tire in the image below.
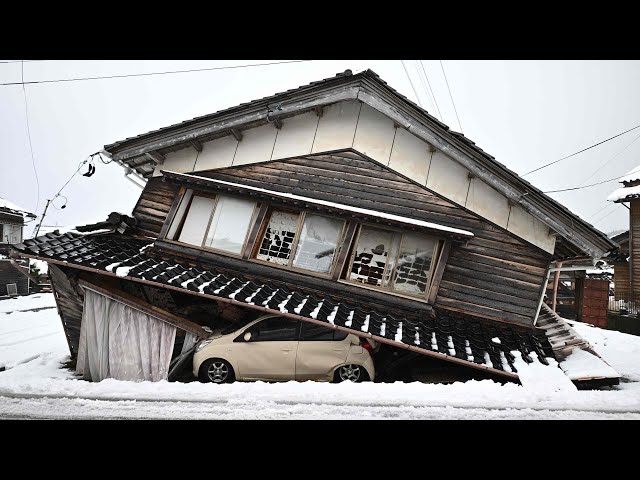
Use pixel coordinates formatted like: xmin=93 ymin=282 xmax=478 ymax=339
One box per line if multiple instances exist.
xmin=198 ymin=358 xmax=236 ymax=384
xmin=333 ymin=364 xmax=369 ymax=383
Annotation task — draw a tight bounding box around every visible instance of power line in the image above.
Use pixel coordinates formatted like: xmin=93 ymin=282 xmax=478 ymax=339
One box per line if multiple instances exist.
xmin=419 ymin=60 xmax=443 ymax=120
xmin=21 ymin=61 xmax=40 ymax=215
xmin=587 ymin=202 xmax=617 ymax=222
xmin=1 ymin=60 xmax=311 ymax=86
xmin=440 ymin=60 xmax=463 ymax=133
xmin=593 ymin=203 xmax=624 ymax=226
xmin=577 ymin=130 xmax=640 ymax=187
xmin=522 ymin=123 xmax=640 ymax=177
xmin=413 ymin=61 xmax=437 ymax=118
xmin=542 ymin=175 xmax=622 ymax=193
xmin=401 ymin=60 xmax=424 ymax=108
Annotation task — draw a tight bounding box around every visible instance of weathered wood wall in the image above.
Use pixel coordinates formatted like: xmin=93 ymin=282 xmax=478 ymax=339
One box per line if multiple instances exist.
xmin=131 ymin=177 xmax=179 ymax=238
xmin=49 ymin=264 xmax=84 ymax=356
xmin=0 ymin=261 xmax=29 ymax=296
xmin=631 ymin=200 xmax=640 ymax=294
xmin=614 ymin=262 xmax=630 ymax=300
xmin=188 ymin=152 xmax=552 ymax=326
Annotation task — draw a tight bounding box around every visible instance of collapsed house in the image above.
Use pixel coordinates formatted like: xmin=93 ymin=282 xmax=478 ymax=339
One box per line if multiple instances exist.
xmin=10 ymin=69 xmax=622 ymax=386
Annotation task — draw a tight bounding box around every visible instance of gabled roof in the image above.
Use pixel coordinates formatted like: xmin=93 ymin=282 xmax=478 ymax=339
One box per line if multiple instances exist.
xmin=102 ymin=69 xmax=618 ymax=259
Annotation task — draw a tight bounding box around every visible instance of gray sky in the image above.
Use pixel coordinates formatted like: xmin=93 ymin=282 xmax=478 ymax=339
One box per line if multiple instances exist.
xmin=1 ymin=60 xmax=638 ymax=237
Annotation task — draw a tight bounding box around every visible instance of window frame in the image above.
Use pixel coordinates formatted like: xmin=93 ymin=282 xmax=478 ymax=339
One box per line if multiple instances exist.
xmin=167 ymin=189 xmax=260 ymax=259
xmin=342 ymin=222 xmax=444 ymax=301
xmin=240 ymin=316 xmax=301 ymax=342
xmin=250 ymin=207 xmax=348 ymax=279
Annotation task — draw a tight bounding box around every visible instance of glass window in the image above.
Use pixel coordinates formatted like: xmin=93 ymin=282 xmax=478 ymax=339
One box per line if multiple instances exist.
xmin=292 ymin=214 xmax=344 ymax=273
xmin=177 ymin=195 xmax=216 ymax=246
xmin=392 ymin=232 xmax=436 ymax=295
xmin=174 ymin=193 xmax=256 ymax=254
xmin=256 ymin=211 xmax=301 ymax=265
xmin=205 ymin=196 xmax=257 ymax=254
xmin=349 ymin=226 xmax=393 ymax=287
xmin=250 ymin=317 xmax=299 ymax=342
xmin=301 ymin=322 xmax=335 ymax=341
xmin=346 ymin=225 xmax=439 ymax=299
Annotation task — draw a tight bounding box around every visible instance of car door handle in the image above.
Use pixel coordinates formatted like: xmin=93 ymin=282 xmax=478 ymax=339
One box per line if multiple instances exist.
xmin=281 ymin=349 xmax=293 ymax=352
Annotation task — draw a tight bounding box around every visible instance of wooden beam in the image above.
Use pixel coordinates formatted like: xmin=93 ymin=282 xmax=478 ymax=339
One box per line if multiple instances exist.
xmin=427 ymin=240 xmax=451 ymax=304
xmin=191 ymin=140 xmax=203 ymax=152
xmin=145 ymin=151 xmax=165 ymax=164
xmin=127 ymin=157 xmax=156 ymax=168
xmin=230 ymin=128 xmax=243 ymax=142
xmin=158 ymin=186 xmax=186 ymax=240
xmin=331 ymin=221 xmax=358 ymax=281
xmin=78 ymin=278 xmax=208 ymax=338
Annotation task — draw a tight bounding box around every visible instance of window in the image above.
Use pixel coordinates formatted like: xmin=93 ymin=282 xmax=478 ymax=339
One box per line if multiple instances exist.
xmin=173 ymin=193 xmax=257 ymax=255
xmin=301 ymin=322 xmax=348 ymax=341
xmin=347 ymin=225 xmax=439 ymax=298
xmin=255 ymin=210 xmax=345 ymax=275
xmin=249 ymin=317 xmax=300 ymax=342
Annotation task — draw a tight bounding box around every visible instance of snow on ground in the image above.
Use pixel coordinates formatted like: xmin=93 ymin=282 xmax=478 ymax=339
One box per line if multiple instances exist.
xmin=1 ymin=294 xmax=640 ymax=419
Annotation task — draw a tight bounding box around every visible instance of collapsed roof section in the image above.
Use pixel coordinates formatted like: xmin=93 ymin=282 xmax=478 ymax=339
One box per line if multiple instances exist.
xmin=12 ymin=230 xmax=562 ymax=381
xmin=102 ymin=69 xmax=617 ymax=260
xmin=0 ymin=197 xmax=36 ymax=220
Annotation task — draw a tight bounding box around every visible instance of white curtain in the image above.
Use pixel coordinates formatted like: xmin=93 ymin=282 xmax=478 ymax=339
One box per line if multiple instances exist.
xmin=77 ymin=289 xmax=176 ymax=382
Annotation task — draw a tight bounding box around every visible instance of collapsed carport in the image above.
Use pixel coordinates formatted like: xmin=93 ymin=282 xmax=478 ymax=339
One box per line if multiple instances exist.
xmin=11 ymin=230 xmax=577 ymax=385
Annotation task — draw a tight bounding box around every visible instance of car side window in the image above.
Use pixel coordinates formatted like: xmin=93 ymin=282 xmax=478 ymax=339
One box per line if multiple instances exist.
xmin=301 ymin=322 xmax=349 ymax=341
xmin=250 ymin=317 xmax=299 ymax=342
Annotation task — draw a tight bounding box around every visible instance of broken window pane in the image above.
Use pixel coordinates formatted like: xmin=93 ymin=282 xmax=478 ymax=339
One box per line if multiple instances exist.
xmin=292 ymin=214 xmax=344 ymax=273
xmin=256 ymin=210 xmax=301 ymax=265
xmin=392 ymin=232 xmax=436 ymax=295
xmin=349 ymin=226 xmax=392 ymax=287
xmin=177 ymin=195 xmax=215 ymax=246
xmin=205 ymin=195 xmax=257 ymax=254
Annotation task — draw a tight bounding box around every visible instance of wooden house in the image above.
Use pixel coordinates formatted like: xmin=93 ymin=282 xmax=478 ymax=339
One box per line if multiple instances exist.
xmin=0 ymin=198 xmax=36 ymax=297
xmin=10 ymin=69 xmax=621 ymax=385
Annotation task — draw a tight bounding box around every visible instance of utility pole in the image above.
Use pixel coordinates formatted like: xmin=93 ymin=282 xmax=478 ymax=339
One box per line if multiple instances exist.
xmin=32 ymin=198 xmax=51 ymax=238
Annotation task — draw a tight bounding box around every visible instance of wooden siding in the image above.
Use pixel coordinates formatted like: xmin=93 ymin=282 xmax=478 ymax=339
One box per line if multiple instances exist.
xmin=49 ymin=264 xmax=84 ymax=356
xmin=631 ymin=200 xmax=640 ymax=293
xmin=0 ymin=261 xmax=29 ymax=296
xmin=131 ymin=177 xmax=179 ymax=238
xmin=192 ymin=151 xmax=552 ymax=326
xmin=614 ymin=261 xmax=630 ymax=300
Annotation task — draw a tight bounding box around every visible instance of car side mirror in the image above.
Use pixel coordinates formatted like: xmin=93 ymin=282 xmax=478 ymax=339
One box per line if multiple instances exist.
xmin=244 ymin=331 xmax=252 ymax=342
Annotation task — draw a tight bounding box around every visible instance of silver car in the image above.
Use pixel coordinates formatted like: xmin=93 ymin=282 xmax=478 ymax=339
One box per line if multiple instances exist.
xmin=193 ymin=314 xmax=375 ymax=383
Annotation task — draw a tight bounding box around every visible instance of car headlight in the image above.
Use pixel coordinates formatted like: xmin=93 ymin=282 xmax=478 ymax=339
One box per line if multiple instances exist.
xmin=195 ymin=339 xmax=213 ymax=352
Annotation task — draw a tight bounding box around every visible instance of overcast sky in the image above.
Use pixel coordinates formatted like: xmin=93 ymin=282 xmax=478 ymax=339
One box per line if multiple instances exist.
xmin=1 ymin=60 xmax=638 ymax=237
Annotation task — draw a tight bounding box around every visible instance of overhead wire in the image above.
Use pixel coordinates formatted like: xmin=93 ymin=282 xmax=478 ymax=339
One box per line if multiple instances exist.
xmin=440 ymin=60 xmax=463 ymax=133
xmin=401 ymin=60 xmax=424 ymax=108
xmin=577 ymin=130 xmax=640 ymax=187
xmin=522 ymin=123 xmax=640 ymax=176
xmin=419 ymin=60 xmax=443 ymax=120
xmin=413 ymin=60 xmax=437 ymax=117
xmin=21 ymin=60 xmax=40 ymax=215
xmin=0 ymin=60 xmax=312 ymax=86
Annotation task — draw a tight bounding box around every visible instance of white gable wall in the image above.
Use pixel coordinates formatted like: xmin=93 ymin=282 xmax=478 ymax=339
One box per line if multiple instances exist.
xmin=152 ymin=99 xmax=556 ymax=254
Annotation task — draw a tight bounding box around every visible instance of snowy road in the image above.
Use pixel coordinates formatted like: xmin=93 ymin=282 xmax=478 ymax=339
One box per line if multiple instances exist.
xmin=1 ymin=294 xmax=640 ymax=420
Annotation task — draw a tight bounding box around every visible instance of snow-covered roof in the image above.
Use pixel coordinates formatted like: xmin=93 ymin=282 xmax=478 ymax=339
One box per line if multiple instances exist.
xmin=607 ymin=184 xmax=640 ymax=203
xmin=619 ymin=164 xmax=640 ymax=184
xmin=0 ymin=197 xmax=35 ymax=218
xmin=163 ymin=171 xmax=474 ymax=238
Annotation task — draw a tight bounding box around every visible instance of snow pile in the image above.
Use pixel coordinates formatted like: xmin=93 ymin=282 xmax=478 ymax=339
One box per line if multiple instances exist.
xmin=0 ymin=197 xmax=34 ymax=217
xmin=560 ymin=349 xmax=620 ymax=381
xmin=512 ymin=352 xmax=576 ymax=393
xmin=619 ymin=164 xmax=640 ymax=184
xmin=608 ymin=184 xmax=640 ymax=202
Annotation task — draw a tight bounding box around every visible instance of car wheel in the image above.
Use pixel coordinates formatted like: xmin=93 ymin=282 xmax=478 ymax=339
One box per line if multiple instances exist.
xmin=334 ymin=364 xmax=368 ymax=383
xmin=199 ymin=358 xmax=235 ymax=384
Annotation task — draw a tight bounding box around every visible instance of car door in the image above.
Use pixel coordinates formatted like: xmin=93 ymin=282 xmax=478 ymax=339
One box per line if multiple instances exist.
xmin=295 ymin=322 xmax=351 ymax=381
xmin=234 ymin=316 xmax=300 ymax=381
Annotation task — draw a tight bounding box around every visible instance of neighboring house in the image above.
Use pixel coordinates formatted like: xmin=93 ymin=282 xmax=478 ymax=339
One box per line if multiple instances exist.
xmin=10 ymin=69 xmax=621 ymax=386
xmin=0 ymin=197 xmax=36 ymax=297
